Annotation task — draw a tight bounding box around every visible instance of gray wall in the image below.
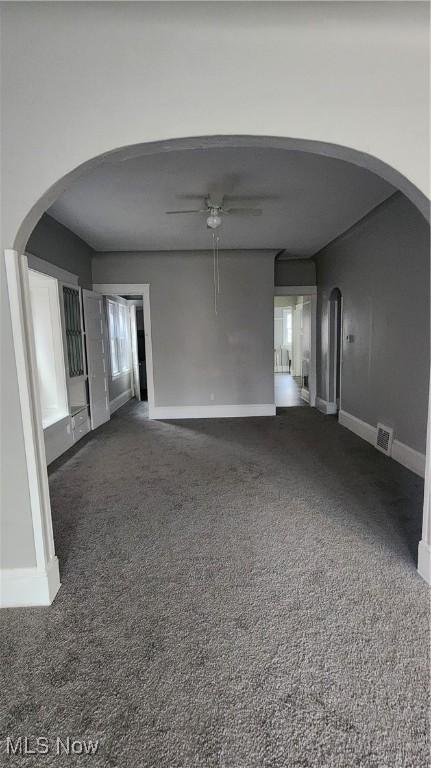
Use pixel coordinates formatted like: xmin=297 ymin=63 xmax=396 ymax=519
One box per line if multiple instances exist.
xmin=26 ymin=214 xmax=93 ymax=287
xmin=275 ymin=258 xmax=316 ymax=286
xmin=316 ymin=193 xmax=430 ymax=453
xmin=93 ymin=251 xmax=275 ymax=407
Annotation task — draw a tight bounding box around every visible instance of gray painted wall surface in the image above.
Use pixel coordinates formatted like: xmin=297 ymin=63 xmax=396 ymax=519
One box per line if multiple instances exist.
xmin=26 ymin=214 xmax=93 ymax=287
xmin=275 ymin=258 xmax=316 ymax=286
xmin=92 ymin=251 xmax=275 ymax=407
xmin=316 ymin=193 xmax=430 ymax=453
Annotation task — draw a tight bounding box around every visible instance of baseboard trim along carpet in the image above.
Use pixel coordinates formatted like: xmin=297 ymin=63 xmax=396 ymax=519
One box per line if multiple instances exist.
xmin=0 ymin=556 xmax=61 ymax=608
xmin=149 ymin=404 xmax=277 ymax=419
xmin=110 ymin=389 xmax=133 ymax=415
xmin=418 ymin=540 xmax=431 ymax=584
xmin=339 ymin=409 xmax=425 ymax=478
xmin=316 ymin=397 xmax=338 ymax=415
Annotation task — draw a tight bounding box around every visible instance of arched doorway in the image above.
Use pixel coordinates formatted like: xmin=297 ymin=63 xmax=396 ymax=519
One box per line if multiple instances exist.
xmin=4 ymin=135 xmax=431 ymax=606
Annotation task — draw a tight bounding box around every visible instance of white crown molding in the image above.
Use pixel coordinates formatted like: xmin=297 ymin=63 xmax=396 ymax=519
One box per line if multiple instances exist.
xmin=150 ymin=404 xmax=276 ymax=420
xmin=26 ymin=252 xmax=79 ymax=286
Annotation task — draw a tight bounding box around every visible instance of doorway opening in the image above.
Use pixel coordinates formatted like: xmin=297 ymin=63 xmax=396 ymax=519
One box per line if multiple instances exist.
xmin=120 ymin=295 xmax=148 ymax=403
xmin=328 ymin=287 xmax=343 ymax=413
xmin=274 ymin=294 xmax=312 ymax=407
xmin=25 ymin=270 xmax=154 ymax=467
xmin=4 ymin=134 xmax=430 ymax=610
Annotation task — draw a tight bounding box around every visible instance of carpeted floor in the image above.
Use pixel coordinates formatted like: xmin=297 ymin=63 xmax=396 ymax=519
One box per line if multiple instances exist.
xmin=1 ymin=402 xmax=429 ymax=767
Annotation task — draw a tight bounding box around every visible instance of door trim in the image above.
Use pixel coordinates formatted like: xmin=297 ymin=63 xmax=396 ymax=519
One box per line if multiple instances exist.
xmin=273 ymin=285 xmax=317 ymax=407
xmin=92 ymin=284 xmax=155 ymax=417
xmin=129 ymin=303 xmax=141 ymax=401
xmin=3 ymin=250 xmax=60 ymax=606
xmin=82 ymin=289 xmax=110 ymax=430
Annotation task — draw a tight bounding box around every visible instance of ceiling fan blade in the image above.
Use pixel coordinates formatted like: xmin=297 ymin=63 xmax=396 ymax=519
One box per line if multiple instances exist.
xmin=224 ymin=195 xmax=279 ymax=202
xmin=165 ymin=209 xmax=205 ymax=215
xmin=225 ymin=207 xmax=263 ymax=215
xmin=175 ymin=194 xmax=208 ymax=200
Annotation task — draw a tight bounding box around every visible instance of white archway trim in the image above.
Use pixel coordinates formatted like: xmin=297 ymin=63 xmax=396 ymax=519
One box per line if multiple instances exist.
xmin=2 ymin=250 xmax=60 ymax=607
xmin=418 ymin=374 xmax=431 ymax=583
xmin=14 ymin=135 xmax=430 ymax=252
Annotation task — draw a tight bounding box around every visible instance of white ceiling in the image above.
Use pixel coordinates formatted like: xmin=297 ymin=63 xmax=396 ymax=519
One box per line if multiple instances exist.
xmin=48 ymin=147 xmax=395 ymax=256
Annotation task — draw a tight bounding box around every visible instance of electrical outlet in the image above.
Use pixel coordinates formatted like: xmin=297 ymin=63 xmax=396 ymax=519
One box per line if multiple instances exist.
xmin=210 ymin=392 xmax=215 ymax=401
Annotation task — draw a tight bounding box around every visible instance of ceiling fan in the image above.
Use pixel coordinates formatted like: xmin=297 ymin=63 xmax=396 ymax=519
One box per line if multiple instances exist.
xmin=165 ymin=196 xmax=262 ymax=229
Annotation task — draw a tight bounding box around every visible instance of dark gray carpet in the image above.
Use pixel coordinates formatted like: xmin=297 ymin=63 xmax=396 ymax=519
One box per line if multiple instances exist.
xmin=1 ymin=402 xmax=429 ymax=767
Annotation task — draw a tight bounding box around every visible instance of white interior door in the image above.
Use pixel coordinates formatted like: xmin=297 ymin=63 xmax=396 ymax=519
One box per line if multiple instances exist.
xmin=82 ymin=289 xmax=110 ymax=429
xmin=130 ymin=304 xmax=141 ymax=401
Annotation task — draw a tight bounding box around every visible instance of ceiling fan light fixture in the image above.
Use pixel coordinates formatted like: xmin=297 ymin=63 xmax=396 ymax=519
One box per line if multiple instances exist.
xmin=206 ymin=212 xmax=222 ymax=229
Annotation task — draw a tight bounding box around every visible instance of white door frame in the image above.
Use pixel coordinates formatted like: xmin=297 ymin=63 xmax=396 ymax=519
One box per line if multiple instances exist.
xmin=92 ymin=284 xmax=155 ymax=417
xmin=326 ymin=291 xmax=343 ymax=412
xmin=3 ymin=250 xmax=60 ymax=606
xmin=129 ymin=303 xmax=141 ymax=401
xmin=274 ymin=286 xmax=317 ymax=407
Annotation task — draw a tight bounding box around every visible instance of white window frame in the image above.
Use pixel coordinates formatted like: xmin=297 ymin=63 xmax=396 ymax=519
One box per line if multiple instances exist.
xmin=107 ymin=298 xmax=131 ymax=379
xmin=283 ymin=307 xmax=293 ymax=347
xmin=28 ymin=269 xmax=69 ymax=429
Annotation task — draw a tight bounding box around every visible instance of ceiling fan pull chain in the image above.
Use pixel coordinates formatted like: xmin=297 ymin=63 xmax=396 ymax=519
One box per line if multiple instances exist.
xmin=212 ymin=231 xmax=218 ymax=315
xmin=216 ymin=235 xmax=220 ymax=295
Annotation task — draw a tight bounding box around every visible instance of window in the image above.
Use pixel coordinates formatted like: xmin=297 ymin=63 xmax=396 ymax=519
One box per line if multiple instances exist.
xmin=283 ymin=308 xmax=293 ymax=347
xmin=28 ymin=270 xmax=69 ymax=429
xmin=107 ymin=299 xmax=130 ymax=377
xmin=63 ymin=287 xmax=84 ymax=376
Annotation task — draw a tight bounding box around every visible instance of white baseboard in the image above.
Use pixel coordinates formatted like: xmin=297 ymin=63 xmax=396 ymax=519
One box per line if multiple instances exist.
xmin=301 ymin=388 xmax=310 ymax=404
xmin=44 ymin=415 xmax=74 ymax=465
xmin=110 ymin=388 xmax=133 ymax=414
xmin=392 ymin=440 xmax=426 ymax=478
xmin=339 ymin=409 xmax=425 ymax=478
xmin=150 ymin=403 xmax=276 ymax=420
xmin=316 ymin=397 xmax=338 ymax=415
xmin=418 ymin=540 xmax=431 ymax=584
xmin=0 ymin=557 xmax=61 ymax=608
xmin=339 ymin=409 xmax=375 ymax=444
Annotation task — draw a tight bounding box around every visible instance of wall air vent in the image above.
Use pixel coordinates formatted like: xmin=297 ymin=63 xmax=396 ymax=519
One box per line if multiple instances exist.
xmin=376 ymin=423 xmax=394 ymax=456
